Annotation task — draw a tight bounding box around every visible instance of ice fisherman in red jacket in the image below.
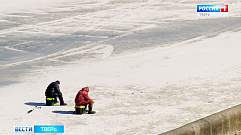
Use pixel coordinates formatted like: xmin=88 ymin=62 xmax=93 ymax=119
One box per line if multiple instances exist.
xmin=75 ymin=87 xmax=95 ymax=114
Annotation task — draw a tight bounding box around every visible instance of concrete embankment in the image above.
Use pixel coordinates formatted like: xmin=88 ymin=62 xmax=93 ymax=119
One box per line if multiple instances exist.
xmin=161 ymin=104 xmax=241 ymax=135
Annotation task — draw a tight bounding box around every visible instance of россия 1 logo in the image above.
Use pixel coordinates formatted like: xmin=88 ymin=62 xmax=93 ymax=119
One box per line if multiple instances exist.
xmin=197 ymin=5 xmax=228 ymax=16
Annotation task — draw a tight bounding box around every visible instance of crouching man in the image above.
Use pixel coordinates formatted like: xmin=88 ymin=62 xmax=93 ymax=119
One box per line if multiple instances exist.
xmin=75 ymin=87 xmax=95 ymax=114
xmin=45 ymin=80 xmax=67 ymax=106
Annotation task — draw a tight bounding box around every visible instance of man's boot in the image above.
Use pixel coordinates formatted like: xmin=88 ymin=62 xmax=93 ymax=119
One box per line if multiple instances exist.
xmin=54 ymin=101 xmax=59 ymax=104
xmin=60 ymin=103 xmax=67 ymax=106
xmin=54 ymin=97 xmax=58 ymax=104
xmin=84 ymin=105 xmax=87 ymax=113
xmin=88 ymin=105 xmax=96 ymax=114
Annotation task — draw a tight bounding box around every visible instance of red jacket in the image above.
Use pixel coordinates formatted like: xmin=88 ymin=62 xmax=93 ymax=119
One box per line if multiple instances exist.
xmin=75 ymin=87 xmax=94 ymax=106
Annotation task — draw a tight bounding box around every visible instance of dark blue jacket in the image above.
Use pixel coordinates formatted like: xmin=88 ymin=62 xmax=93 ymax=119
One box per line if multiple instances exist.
xmin=45 ymin=82 xmax=61 ymax=97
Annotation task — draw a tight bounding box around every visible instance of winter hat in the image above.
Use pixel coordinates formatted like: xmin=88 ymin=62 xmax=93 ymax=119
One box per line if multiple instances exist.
xmin=56 ymin=80 xmax=60 ymax=84
xmin=82 ymin=87 xmax=89 ymax=92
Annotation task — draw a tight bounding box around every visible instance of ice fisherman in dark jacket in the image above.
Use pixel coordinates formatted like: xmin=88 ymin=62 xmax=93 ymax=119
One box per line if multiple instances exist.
xmin=45 ymin=80 xmax=67 ymax=105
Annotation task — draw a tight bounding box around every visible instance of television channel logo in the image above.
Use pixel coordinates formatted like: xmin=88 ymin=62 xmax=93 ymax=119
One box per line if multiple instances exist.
xmin=34 ymin=125 xmax=64 ymax=133
xmin=14 ymin=126 xmax=34 ymax=133
xmin=197 ymin=5 xmax=228 ymax=17
xmin=14 ymin=125 xmax=64 ymax=133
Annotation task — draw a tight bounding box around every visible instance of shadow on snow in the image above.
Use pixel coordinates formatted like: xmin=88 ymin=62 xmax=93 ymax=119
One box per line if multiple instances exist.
xmin=25 ymin=102 xmax=46 ymax=106
xmin=52 ymin=110 xmax=75 ymax=114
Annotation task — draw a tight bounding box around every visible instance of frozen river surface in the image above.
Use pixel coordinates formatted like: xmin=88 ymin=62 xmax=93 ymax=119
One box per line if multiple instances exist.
xmin=1 ymin=0 xmax=241 ymax=134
